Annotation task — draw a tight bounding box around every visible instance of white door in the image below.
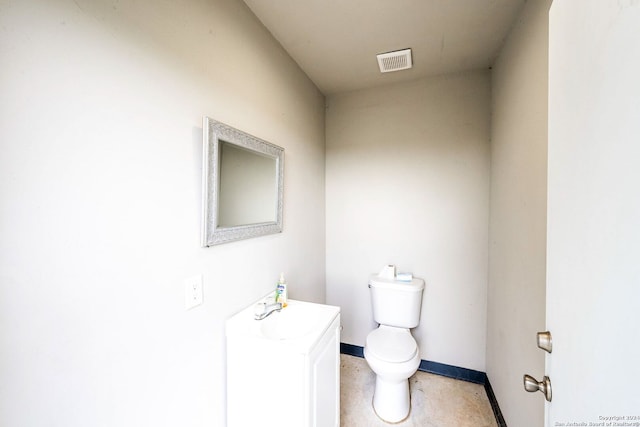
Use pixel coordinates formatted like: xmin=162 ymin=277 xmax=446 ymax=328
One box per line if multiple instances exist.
xmin=546 ymin=1 xmax=640 ymax=425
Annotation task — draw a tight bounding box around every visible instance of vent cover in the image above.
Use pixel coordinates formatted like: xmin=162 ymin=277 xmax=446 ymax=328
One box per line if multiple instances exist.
xmin=377 ymin=48 xmax=413 ymax=73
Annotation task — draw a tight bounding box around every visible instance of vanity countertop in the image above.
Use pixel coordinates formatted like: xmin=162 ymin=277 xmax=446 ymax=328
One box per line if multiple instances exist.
xmin=225 ymin=298 xmax=340 ymax=354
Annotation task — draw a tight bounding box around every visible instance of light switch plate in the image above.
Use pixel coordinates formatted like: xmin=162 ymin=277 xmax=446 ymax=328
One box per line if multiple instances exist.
xmin=184 ymin=274 xmax=203 ymax=310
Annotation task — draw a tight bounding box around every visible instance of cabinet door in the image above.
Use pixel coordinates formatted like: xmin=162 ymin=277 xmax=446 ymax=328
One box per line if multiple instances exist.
xmin=227 ymin=338 xmax=305 ymax=427
xmin=310 ymin=316 xmax=340 ymax=427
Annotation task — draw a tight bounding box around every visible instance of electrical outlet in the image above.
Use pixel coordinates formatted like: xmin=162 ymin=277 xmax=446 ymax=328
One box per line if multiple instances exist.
xmin=184 ymin=274 xmax=203 ymax=310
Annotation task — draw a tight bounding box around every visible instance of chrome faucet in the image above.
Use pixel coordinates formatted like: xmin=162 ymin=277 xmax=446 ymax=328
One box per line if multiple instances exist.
xmin=254 ymin=301 xmax=282 ymax=320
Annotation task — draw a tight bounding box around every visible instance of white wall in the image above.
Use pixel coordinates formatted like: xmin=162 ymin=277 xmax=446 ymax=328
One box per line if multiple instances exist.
xmin=0 ymin=1 xmax=325 ymax=426
xmin=326 ymin=72 xmax=491 ymax=371
xmin=486 ymin=0 xmax=550 ymax=425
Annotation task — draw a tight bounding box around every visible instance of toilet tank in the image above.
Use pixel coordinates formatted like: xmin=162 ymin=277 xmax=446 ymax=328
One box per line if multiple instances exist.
xmin=369 ymin=275 xmax=425 ymax=328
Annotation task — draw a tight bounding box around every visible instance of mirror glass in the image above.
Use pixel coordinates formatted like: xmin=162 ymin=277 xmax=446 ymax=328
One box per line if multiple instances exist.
xmin=218 ymin=141 xmax=277 ymax=227
xmin=202 ymin=117 xmax=284 ymax=246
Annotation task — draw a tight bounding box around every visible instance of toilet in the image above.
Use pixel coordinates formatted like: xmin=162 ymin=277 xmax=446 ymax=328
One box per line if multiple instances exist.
xmin=364 ymin=273 xmax=425 ymax=423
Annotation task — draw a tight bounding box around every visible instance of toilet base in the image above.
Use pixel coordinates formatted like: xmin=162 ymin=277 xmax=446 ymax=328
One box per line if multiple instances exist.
xmin=372 ymin=376 xmax=411 ymax=423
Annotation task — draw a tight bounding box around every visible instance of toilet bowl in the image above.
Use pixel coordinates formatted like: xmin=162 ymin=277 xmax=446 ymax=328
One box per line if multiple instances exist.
xmin=364 ymin=273 xmax=425 ymax=423
xmin=364 ymin=326 xmax=421 ymax=423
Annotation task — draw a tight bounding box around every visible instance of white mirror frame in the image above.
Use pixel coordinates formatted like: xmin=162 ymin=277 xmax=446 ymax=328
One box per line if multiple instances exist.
xmin=201 ymin=117 xmax=284 ymax=246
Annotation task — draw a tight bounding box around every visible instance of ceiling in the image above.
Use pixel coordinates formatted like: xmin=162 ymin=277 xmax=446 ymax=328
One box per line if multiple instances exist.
xmin=242 ymin=0 xmax=526 ymax=95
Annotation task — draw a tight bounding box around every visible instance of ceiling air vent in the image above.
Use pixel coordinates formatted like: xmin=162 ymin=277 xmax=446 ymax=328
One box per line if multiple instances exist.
xmin=377 ymin=48 xmax=413 ymax=73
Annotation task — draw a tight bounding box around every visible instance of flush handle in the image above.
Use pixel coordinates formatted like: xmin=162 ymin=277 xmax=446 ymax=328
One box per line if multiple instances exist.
xmin=537 ymin=331 xmax=552 ymax=353
xmin=523 ymin=374 xmax=552 ymax=402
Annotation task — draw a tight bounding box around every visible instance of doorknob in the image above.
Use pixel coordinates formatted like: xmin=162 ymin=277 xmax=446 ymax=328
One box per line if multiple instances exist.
xmin=536 ymin=331 xmax=552 ymax=353
xmin=523 ymin=374 xmax=552 ymax=402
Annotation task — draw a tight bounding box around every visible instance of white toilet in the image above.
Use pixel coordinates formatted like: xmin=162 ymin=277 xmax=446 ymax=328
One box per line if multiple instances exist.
xmin=364 ymin=273 xmax=425 ymax=423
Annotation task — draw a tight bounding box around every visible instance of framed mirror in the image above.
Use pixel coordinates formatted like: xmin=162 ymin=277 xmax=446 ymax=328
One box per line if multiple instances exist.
xmin=201 ymin=117 xmax=284 ymax=246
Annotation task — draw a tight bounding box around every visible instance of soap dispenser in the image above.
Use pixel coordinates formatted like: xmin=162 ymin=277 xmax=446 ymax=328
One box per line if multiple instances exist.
xmin=275 ymin=272 xmax=288 ymax=307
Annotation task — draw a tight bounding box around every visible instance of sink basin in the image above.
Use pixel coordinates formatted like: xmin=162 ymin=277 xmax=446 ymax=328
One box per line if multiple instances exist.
xmin=257 ymin=303 xmax=320 ymax=340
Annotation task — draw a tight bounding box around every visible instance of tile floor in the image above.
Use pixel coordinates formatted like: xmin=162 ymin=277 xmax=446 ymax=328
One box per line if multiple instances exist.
xmin=340 ymin=354 xmax=498 ymax=427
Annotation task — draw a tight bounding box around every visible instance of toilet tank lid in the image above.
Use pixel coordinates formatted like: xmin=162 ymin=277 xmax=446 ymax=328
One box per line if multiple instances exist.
xmin=369 ymin=275 xmax=424 ymax=291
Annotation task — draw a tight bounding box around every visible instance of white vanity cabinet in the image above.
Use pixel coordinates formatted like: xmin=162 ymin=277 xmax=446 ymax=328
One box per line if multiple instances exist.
xmin=226 ymin=299 xmax=341 ymax=427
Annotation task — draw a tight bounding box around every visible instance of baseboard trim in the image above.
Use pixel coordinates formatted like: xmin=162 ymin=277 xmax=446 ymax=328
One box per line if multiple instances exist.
xmin=418 ymin=359 xmax=486 ymax=384
xmin=340 ymin=342 xmax=506 ymax=426
xmin=340 ymin=342 xmax=364 ymax=358
xmin=340 ymin=343 xmax=485 ymax=383
xmin=483 ymin=376 xmax=508 ymax=426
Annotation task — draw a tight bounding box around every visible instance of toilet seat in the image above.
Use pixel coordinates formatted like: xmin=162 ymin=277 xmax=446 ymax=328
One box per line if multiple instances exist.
xmin=365 ymin=326 xmax=418 ymax=363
